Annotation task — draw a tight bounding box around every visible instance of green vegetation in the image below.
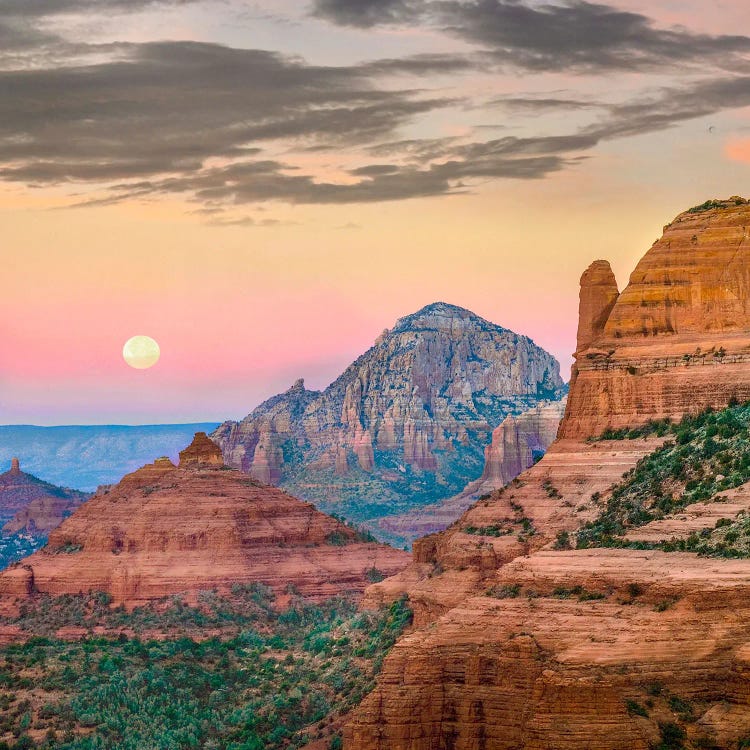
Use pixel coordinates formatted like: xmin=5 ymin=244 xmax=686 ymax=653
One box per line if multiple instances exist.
xmin=625 ymin=699 xmax=649 ymax=718
xmin=686 ymin=197 xmax=746 ymax=214
xmin=578 ymin=403 xmax=750 ymax=554
xmin=463 ymin=524 xmax=510 ymax=537
xmin=0 ymin=587 xmax=412 ymax=749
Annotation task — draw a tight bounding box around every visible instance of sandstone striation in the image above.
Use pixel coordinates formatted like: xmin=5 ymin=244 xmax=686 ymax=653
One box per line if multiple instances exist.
xmin=213 ymin=303 xmax=565 ymax=537
xmin=346 ymin=198 xmax=750 ymax=750
xmin=562 ymin=197 xmax=750 ymax=438
xmin=374 ymin=399 xmax=566 ymax=542
xmin=0 ymin=434 xmax=409 ymax=606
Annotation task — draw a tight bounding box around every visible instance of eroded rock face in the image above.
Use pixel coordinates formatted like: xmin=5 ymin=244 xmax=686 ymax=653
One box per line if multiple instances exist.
xmin=0 ymin=459 xmax=89 ymax=536
xmin=561 ymin=197 xmax=750 ymax=438
xmin=213 ymin=303 xmax=565 ymax=530
xmin=346 ymin=198 xmax=750 ymax=749
xmin=374 ymin=399 xmax=567 ymax=543
xmin=0 ymin=434 xmax=410 ymax=606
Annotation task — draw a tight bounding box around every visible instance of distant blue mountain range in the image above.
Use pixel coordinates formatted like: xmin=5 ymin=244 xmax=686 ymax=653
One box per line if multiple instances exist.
xmin=0 ymin=424 xmax=220 ymax=491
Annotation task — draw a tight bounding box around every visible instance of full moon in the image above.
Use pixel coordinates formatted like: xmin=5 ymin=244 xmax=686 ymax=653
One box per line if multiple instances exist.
xmin=123 ymin=335 xmax=161 ymax=369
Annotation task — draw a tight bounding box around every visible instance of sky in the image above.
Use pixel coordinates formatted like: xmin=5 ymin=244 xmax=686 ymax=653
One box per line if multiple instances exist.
xmin=1 ymin=0 xmax=750 ymax=424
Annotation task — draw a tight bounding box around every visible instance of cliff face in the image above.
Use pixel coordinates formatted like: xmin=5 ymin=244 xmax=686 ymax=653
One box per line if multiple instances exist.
xmin=345 ymin=198 xmax=750 ymax=750
xmin=213 ymin=303 xmax=564 ymax=533
xmin=0 ymin=434 xmax=409 ymax=606
xmin=374 ymin=399 xmax=566 ymax=542
xmin=561 ymin=197 xmax=750 ymax=438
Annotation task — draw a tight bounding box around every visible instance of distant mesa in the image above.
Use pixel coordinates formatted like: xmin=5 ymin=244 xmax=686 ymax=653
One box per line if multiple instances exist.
xmin=0 ymin=458 xmax=90 ymax=535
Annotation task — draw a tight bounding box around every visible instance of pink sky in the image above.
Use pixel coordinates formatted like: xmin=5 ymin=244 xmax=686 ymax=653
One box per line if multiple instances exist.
xmin=1 ymin=0 xmax=749 ymax=423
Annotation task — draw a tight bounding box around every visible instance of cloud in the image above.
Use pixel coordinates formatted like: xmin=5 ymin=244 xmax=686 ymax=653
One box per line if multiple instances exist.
xmin=0 ymin=41 xmax=454 ymax=184
xmin=2 ymin=0 xmax=750 ymax=210
xmin=312 ymin=0 xmax=418 ymax=28
xmin=484 ymin=95 xmax=604 ymax=112
xmin=312 ymin=0 xmax=750 ymax=74
xmin=0 ymin=0 xmax=195 ymax=18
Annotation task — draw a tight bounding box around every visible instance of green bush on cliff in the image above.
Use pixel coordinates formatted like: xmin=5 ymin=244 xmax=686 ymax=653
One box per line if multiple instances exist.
xmin=578 ymin=402 xmax=750 ymax=552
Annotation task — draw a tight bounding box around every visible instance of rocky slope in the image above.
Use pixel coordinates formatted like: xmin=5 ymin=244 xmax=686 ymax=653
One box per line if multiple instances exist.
xmin=213 ymin=302 xmax=565 ymax=536
xmin=0 ymin=458 xmax=89 ymax=536
xmin=0 ymin=433 xmax=409 ymax=606
xmin=345 ymin=198 xmax=750 ymax=749
xmin=374 ymin=398 xmax=566 ymax=542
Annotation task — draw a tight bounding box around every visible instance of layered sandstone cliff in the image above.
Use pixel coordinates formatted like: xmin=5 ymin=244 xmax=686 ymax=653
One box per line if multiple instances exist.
xmin=213 ymin=303 xmax=565 ymax=534
xmin=0 ymin=434 xmax=409 ymax=606
xmin=346 ymin=198 xmax=750 ymax=750
xmin=374 ymin=399 xmax=566 ymax=542
xmin=562 ymin=196 xmax=750 ymax=438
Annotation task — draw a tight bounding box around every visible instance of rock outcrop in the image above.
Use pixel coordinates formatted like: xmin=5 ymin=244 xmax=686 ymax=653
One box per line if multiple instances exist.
xmin=0 ymin=459 xmax=89 ymax=535
xmin=374 ymin=399 xmax=567 ymax=542
xmin=213 ymin=302 xmax=565 ymax=536
xmin=0 ymin=434 xmax=410 ymax=606
xmin=345 ymin=198 xmax=750 ymax=749
xmin=561 ymin=196 xmax=750 ymax=438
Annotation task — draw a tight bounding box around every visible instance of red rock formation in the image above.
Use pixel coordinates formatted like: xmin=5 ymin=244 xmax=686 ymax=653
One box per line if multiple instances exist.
xmin=0 ymin=434 xmax=409 ymax=606
xmin=561 ymin=197 xmax=750 ymax=438
xmin=346 ymin=198 xmax=750 ymax=750
xmin=0 ymin=459 xmax=89 ymax=535
xmin=375 ymin=400 xmax=566 ymax=542
xmin=213 ymin=303 xmax=565 ymax=527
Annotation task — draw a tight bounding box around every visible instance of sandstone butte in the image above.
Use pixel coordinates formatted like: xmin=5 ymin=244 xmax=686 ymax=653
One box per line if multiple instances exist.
xmin=0 ymin=458 xmax=89 ymax=536
xmin=0 ymin=433 xmax=409 ymax=607
xmin=345 ymin=197 xmax=750 ymax=750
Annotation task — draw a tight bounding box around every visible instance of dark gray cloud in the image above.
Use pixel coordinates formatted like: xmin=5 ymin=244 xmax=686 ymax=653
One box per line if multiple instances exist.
xmin=64 ymin=74 xmax=750 ymax=207
xmin=0 ymin=0 xmax=194 ymax=17
xmin=313 ymin=0 xmax=750 ymax=73
xmin=485 ymin=96 xmax=603 ymax=112
xmin=2 ymin=0 xmax=750 ymax=210
xmin=312 ymin=0 xmax=417 ymax=27
xmin=0 ymin=41 xmax=454 ymax=183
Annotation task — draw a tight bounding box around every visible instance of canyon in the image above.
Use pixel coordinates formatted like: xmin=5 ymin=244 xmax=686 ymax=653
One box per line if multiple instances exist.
xmin=345 ymin=197 xmax=750 ymax=749
xmin=0 ymin=433 xmax=409 ymax=607
xmin=213 ymin=302 xmax=565 ymax=544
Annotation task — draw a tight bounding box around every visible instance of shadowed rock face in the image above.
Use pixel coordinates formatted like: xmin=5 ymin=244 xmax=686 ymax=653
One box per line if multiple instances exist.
xmin=0 ymin=459 xmax=89 ymax=536
xmin=561 ymin=197 xmax=750 ymax=438
xmin=0 ymin=434 xmax=410 ymax=606
xmin=213 ymin=302 xmax=565 ymax=530
xmin=345 ymin=198 xmax=750 ymax=750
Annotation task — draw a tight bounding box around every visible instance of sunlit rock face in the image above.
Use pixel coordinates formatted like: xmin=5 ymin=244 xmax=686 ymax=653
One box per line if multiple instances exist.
xmin=345 ymin=198 xmax=750 ymax=750
xmin=212 ymin=302 xmax=565 ymax=534
xmin=561 ymin=197 xmax=750 ymax=438
xmin=0 ymin=433 xmax=410 ymax=606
